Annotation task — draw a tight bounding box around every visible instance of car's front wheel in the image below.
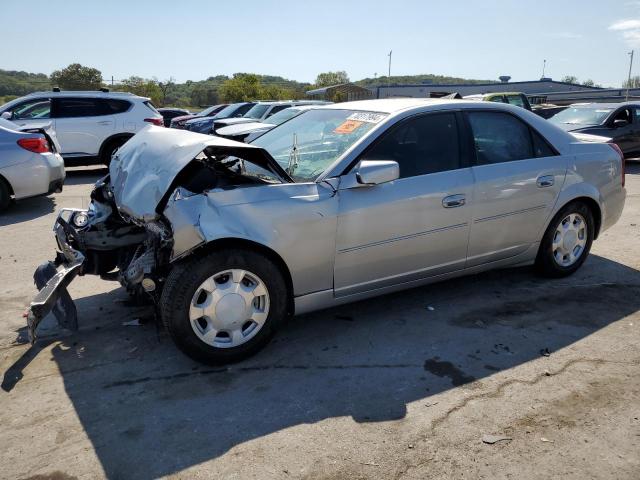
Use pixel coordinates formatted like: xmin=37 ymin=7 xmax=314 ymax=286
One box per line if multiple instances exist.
xmin=535 ymin=201 xmax=595 ymax=277
xmin=161 ymin=248 xmax=288 ymax=364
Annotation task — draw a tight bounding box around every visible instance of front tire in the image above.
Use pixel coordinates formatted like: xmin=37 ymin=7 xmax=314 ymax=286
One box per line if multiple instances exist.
xmin=161 ymin=248 xmax=288 ymax=364
xmin=535 ymin=201 xmax=594 ymax=277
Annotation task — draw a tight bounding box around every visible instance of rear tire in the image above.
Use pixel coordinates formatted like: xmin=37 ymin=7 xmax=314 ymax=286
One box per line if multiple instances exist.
xmin=161 ymin=248 xmax=288 ymax=364
xmin=535 ymin=201 xmax=594 ymax=278
xmin=0 ymin=178 xmax=11 ymax=211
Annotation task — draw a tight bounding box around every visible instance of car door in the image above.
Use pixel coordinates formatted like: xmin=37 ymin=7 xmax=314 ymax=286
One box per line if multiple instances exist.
xmin=51 ymin=97 xmax=115 ymax=156
xmin=334 ymin=111 xmax=474 ymax=297
xmin=465 ymin=110 xmax=567 ymax=266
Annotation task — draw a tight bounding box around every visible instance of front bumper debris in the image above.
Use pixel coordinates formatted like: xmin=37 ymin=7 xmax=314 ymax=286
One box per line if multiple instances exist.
xmin=27 ymin=210 xmax=85 ymax=343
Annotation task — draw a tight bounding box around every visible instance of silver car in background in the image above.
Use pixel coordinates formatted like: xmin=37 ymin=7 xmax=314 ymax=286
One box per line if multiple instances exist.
xmin=0 ymin=118 xmax=65 ymax=211
xmin=28 ymin=99 xmax=625 ymax=364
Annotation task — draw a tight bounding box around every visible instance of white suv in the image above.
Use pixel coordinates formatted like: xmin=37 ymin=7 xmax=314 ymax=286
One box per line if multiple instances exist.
xmin=0 ymin=90 xmax=163 ymax=165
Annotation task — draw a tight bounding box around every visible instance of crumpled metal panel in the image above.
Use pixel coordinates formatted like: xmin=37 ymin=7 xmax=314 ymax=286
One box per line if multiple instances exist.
xmin=163 ymin=182 xmax=339 ymax=296
xmin=109 ymin=126 xmax=269 ymax=222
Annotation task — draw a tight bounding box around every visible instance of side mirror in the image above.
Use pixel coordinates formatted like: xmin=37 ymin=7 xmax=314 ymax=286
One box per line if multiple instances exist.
xmin=0 ymin=112 xmax=11 ymax=120
xmin=614 ymin=119 xmax=629 ymax=128
xmin=355 ymin=160 xmax=399 ymax=186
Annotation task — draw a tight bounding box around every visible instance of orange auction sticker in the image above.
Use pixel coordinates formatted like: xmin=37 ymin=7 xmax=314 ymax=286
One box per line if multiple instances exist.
xmin=334 ymin=120 xmax=364 ymax=134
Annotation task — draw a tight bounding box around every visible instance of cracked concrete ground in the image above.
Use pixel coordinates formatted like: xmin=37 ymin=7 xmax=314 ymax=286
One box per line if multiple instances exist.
xmin=1 ymin=164 xmax=639 ymax=480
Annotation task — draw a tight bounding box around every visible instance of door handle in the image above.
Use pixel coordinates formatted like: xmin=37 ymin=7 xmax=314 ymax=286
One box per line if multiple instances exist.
xmin=442 ymin=194 xmax=466 ymax=208
xmin=536 ymin=175 xmax=555 ymax=188
xmin=97 ymin=120 xmax=113 ymax=125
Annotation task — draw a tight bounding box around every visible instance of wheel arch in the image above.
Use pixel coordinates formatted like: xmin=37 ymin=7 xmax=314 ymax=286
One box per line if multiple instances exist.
xmin=549 ymin=194 xmax=602 ymax=239
xmin=98 ymin=133 xmax=134 ymax=162
xmin=188 ymin=237 xmax=295 ymax=315
xmin=0 ymin=173 xmax=15 ymax=196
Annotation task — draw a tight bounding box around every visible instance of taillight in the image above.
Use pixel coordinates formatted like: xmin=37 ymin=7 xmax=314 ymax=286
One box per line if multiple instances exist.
xmin=608 ymin=143 xmax=625 ymax=187
xmin=17 ymin=137 xmax=50 ymax=153
xmin=144 ymin=118 xmax=164 ymax=127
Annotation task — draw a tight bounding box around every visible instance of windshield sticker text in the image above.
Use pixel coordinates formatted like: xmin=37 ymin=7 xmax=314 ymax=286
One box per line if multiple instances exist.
xmin=346 ymin=112 xmax=386 ymax=123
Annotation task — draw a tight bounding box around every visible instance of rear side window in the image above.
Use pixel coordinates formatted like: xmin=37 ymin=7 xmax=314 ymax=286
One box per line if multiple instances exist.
xmin=102 ymin=99 xmax=131 ymax=114
xmin=363 ymin=112 xmax=462 ymax=178
xmin=143 ymin=101 xmax=159 ymax=114
xmin=467 ymin=111 xmax=534 ymax=165
xmin=54 ymin=98 xmax=103 ymax=118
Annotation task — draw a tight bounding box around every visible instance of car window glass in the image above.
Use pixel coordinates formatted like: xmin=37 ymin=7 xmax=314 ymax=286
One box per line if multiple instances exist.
xmin=266 ymin=104 xmax=290 ymax=117
xmin=531 ymin=130 xmax=556 ymax=158
xmin=467 ymin=111 xmax=534 ymax=165
xmin=487 ymin=96 xmax=505 ymax=103
xmin=614 ymin=108 xmax=632 ymax=124
xmin=363 ymin=112 xmax=461 ymax=178
xmin=102 ymin=99 xmax=131 ymax=114
xmin=13 ymin=99 xmax=51 ymax=119
xmin=55 ymin=98 xmax=103 ymax=118
xmin=506 ymin=95 xmax=525 ymax=108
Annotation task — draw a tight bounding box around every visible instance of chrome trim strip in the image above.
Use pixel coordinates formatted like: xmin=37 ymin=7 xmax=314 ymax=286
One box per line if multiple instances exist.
xmin=474 ymin=205 xmax=546 ymax=224
xmin=337 ymin=223 xmax=468 ymax=254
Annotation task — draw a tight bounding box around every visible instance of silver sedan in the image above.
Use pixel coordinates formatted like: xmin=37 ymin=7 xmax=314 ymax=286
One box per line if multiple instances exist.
xmin=0 ymin=118 xmax=65 ymax=210
xmin=29 ymin=99 xmax=625 ymax=364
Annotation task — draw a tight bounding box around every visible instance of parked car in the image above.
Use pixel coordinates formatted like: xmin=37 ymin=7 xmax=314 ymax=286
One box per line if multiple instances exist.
xmin=183 ymin=102 xmax=256 ymax=134
xmin=464 ymin=92 xmax=532 ymax=111
xmin=210 ymin=100 xmax=329 ymax=135
xmin=169 ymin=104 xmax=228 ymax=129
xmin=214 ymin=104 xmax=324 ymax=142
xmin=28 ymin=99 xmax=625 ymax=364
xmin=548 ymin=102 xmax=640 ymax=157
xmin=0 ymin=118 xmax=65 ymax=211
xmin=158 ymin=108 xmax=191 ymax=127
xmin=531 ymin=104 xmax=568 ymax=119
xmin=0 ymin=90 xmax=163 ymax=165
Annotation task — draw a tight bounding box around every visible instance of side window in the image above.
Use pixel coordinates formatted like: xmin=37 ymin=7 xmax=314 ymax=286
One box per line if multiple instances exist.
xmin=234 ymin=104 xmax=254 ymax=116
xmin=506 ymin=95 xmax=525 ymax=109
xmin=487 ymin=95 xmax=506 ymax=104
xmin=12 ymin=99 xmax=51 ymax=119
xmin=613 ymin=108 xmax=632 ymax=124
xmin=531 ymin=130 xmax=556 ymax=158
xmin=266 ymin=105 xmax=290 ymax=117
xmin=102 ymin=99 xmax=131 ymax=114
xmin=467 ymin=111 xmax=534 ymax=165
xmin=54 ymin=98 xmax=104 ymax=118
xmin=363 ymin=112 xmax=461 ymax=178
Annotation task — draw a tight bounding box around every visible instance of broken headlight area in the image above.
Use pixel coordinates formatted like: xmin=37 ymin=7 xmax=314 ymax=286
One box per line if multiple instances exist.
xmin=27 ymin=178 xmax=174 ymax=342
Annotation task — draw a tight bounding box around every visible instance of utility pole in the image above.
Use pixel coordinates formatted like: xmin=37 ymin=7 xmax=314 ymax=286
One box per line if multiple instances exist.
xmin=626 ymin=50 xmax=634 ymax=101
xmin=542 ymin=59 xmax=546 ymax=79
xmin=387 ymin=50 xmax=392 ymax=97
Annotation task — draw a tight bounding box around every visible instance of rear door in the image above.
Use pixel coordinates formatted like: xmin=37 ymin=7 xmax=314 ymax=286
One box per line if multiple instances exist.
xmin=52 ymin=97 xmax=115 ymax=156
xmin=465 ymin=110 xmax=567 ymax=266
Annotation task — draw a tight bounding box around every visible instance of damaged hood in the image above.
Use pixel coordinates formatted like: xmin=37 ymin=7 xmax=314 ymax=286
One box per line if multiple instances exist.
xmin=109 ymin=125 xmax=290 ymax=221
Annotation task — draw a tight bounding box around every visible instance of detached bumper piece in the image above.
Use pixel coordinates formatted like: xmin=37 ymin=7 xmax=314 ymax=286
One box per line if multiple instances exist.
xmin=27 ymin=211 xmax=85 ymax=343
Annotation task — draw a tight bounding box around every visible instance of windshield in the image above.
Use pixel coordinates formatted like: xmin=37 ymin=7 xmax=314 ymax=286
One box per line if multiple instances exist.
xmin=251 ymin=109 xmax=387 ymax=182
xmin=243 ymin=104 xmax=271 ymax=119
xmin=211 ymin=103 xmax=244 ymax=119
xmin=550 ymin=106 xmax=613 ymax=125
xmin=263 ymin=107 xmax=303 ymax=125
xmin=198 ymin=105 xmax=220 ymax=117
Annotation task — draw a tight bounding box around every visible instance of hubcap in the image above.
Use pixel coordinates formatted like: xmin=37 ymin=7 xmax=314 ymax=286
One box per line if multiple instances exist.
xmin=552 ymin=213 xmax=587 ymax=267
xmin=189 ymin=269 xmax=270 ymax=348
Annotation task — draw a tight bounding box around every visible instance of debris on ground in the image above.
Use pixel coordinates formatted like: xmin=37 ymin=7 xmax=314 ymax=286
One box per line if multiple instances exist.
xmin=540 ymin=437 xmax=554 ymax=443
xmin=122 ymin=319 xmax=143 ymax=326
xmin=482 ymin=434 xmax=512 ymax=444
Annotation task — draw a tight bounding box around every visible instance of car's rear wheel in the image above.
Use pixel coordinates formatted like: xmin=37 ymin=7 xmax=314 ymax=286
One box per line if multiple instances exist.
xmin=161 ymin=248 xmax=288 ymax=364
xmin=0 ymin=178 xmax=11 ymax=211
xmin=535 ymin=201 xmax=594 ymax=277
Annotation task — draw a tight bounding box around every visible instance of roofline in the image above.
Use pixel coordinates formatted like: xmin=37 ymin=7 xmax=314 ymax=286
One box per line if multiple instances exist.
xmin=372 ymin=80 xmax=604 ymax=90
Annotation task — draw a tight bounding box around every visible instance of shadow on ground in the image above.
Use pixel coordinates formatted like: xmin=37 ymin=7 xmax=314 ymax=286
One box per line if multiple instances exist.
xmin=5 ymin=255 xmax=640 ymax=479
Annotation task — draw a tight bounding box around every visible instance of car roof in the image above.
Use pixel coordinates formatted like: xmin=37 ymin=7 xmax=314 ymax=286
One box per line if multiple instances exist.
xmin=21 ymin=90 xmax=146 ymax=100
xmin=569 ymin=102 xmax=639 ymax=108
xmin=319 ymin=98 xmax=469 ymax=114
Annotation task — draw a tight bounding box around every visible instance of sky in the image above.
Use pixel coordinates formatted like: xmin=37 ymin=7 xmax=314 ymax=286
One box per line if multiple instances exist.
xmin=3 ymin=0 xmax=640 ymax=87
